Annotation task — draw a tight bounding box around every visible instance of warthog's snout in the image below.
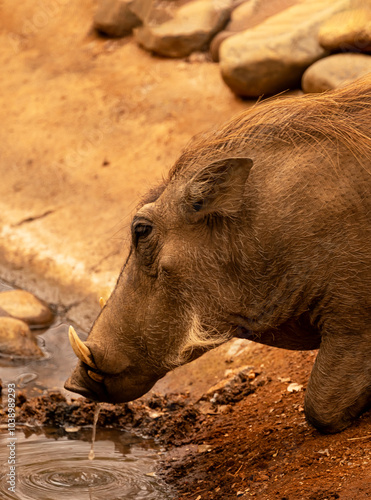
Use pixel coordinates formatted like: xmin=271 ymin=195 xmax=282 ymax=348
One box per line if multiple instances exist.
xmin=65 ymin=326 xmax=161 ymax=404
xmin=64 ymin=361 xmax=107 ymax=402
xmin=64 ymin=360 xmax=160 ymax=404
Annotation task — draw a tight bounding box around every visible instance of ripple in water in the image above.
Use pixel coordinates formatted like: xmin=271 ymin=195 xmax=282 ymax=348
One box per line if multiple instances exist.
xmin=0 ymin=428 xmax=173 ymax=500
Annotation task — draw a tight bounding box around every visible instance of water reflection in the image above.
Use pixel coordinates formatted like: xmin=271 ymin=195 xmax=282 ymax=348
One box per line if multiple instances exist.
xmin=0 ymin=427 xmax=173 ymax=500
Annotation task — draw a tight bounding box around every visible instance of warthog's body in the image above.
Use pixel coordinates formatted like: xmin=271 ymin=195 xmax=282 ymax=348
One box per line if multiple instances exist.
xmin=66 ymin=78 xmax=371 ymax=433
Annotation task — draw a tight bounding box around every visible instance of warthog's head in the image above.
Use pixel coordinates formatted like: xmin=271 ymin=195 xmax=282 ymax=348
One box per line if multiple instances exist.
xmin=65 ymin=155 xmax=255 ymax=403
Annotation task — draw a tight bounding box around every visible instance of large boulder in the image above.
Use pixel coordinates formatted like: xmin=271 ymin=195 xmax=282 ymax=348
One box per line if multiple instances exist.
xmin=94 ymin=0 xmax=143 ymax=37
xmin=318 ymin=7 xmax=371 ymax=53
xmin=210 ymin=0 xmax=301 ymax=62
xmin=0 ymin=290 xmax=54 ymax=327
xmin=219 ymin=0 xmax=351 ymax=97
xmin=302 ymin=53 xmax=371 ymax=93
xmin=0 ymin=317 xmax=44 ymax=358
xmin=134 ymin=0 xmax=232 ymax=58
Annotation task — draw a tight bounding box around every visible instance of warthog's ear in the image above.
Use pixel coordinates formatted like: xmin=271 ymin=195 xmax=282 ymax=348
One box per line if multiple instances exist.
xmin=184 ymin=157 xmax=253 ymax=218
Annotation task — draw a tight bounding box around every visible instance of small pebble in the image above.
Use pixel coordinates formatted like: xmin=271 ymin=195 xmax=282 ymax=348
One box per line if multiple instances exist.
xmin=65 ymin=426 xmax=81 ymax=433
xmin=287 ymin=383 xmax=303 ymax=392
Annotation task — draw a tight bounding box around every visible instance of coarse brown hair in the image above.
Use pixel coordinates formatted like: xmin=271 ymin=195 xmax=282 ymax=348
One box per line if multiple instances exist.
xmin=169 ymin=75 xmax=371 ymax=179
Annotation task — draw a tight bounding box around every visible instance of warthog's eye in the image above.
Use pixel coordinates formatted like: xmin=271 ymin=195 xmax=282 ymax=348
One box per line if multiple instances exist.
xmin=192 ymin=200 xmax=204 ymax=212
xmin=133 ymin=222 xmax=153 ymax=247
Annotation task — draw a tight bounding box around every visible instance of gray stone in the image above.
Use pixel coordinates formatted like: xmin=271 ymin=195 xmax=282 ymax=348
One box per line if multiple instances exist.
xmin=0 ymin=290 xmax=54 ymax=327
xmin=302 ymin=53 xmax=371 ymax=93
xmin=94 ymin=0 xmax=142 ymax=37
xmin=219 ymin=0 xmax=351 ymax=97
xmin=210 ymin=0 xmax=300 ymax=62
xmin=319 ymin=7 xmax=371 ymax=53
xmin=0 ymin=317 xmax=44 ymax=358
xmin=134 ymin=0 xmax=232 ymax=58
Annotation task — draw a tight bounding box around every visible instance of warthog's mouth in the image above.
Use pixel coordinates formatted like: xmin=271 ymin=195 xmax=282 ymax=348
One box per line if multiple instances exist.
xmin=65 ymin=326 xmax=165 ymax=404
xmin=65 ymin=360 xmax=163 ymax=404
xmin=64 ymin=380 xmax=99 ymax=400
xmin=64 ymin=362 xmax=109 ymax=402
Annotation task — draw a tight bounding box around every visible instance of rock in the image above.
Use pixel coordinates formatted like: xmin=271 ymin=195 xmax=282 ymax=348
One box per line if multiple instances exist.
xmin=132 ymin=0 xmax=181 ymax=27
xmin=287 ymin=382 xmax=303 ymax=392
xmin=64 ymin=426 xmax=81 ymax=433
xmin=148 ymin=410 xmax=163 ymax=419
xmin=219 ymin=0 xmax=351 ymax=97
xmin=302 ymin=53 xmax=371 ymax=93
xmin=210 ymin=0 xmax=301 ymax=62
xmin=0 ymin=306 xmax=10 ymax=318
xmin=318 ymin=7 xmax=371 ymax=53
xmin=94 ymin=0 xmax=142 ymax=37
xmin=128 ymin=0 xmax=153 ymax=23
xmin=0 ymin=290 xmax=54 ymax=327
xmin=0 ymin=317 xmax=44 ymax=358
xmin=134 ymin=0 xmax=232 ymax=58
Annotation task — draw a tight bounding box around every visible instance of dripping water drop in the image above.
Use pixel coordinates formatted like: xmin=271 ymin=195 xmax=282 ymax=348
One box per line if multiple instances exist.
xmin=89 ymin=403 xmax=101 ymax=460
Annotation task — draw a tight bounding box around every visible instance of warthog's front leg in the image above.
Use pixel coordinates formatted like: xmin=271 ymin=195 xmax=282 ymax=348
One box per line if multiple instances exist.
xmin=304 ymin=331 xmax=371 ymax=433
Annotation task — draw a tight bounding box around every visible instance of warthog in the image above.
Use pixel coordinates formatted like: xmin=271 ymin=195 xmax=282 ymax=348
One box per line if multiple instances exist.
xmin=65 ymin=77 xmax=371 ymax=433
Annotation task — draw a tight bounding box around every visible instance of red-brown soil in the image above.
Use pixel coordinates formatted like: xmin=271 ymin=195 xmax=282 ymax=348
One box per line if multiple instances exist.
xmin=162 ymin=347 xmax=371 ymax=500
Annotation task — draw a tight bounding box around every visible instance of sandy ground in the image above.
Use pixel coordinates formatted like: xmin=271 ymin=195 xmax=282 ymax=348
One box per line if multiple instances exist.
xmin=0 ymin=2 xmax=370 ymax=499
xmin=0 ymin=0 xmax=247 ymax=328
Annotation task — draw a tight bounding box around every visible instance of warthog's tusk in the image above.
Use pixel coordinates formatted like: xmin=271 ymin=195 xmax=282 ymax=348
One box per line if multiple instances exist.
xmin=99 ymin=297 xmax=106 ymax=309
xmin=68 ymin=326 xmax=97 ymax=369
xmin=87 ymin=370 xmax=104 ymax=383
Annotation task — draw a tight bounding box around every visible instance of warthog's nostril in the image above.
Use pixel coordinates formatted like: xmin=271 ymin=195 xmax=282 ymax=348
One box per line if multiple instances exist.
xmin=87 ymin=370 xmax=104 ymax=383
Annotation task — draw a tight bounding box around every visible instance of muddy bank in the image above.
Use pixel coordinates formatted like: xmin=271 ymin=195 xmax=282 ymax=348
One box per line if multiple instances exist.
xmin=2 ymin=345 xmax=370 ymax=500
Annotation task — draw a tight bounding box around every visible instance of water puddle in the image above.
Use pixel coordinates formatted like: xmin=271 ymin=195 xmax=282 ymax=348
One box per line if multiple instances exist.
xmin=0 ymin=427 xmax=173 ymax=499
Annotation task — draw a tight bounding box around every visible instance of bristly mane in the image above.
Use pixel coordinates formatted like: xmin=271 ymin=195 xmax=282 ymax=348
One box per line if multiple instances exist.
xmin=169 ymin=76 xmax=371 ymax=179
